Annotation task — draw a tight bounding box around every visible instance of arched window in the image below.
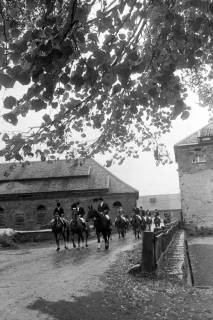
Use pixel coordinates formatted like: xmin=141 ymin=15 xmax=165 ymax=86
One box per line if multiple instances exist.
xmin=0 ymin=207 xmax=5 ymax=227
xmin=37 ymin=205 xmax=46 ymax=211
xmin=36 ymin=205 xmax=47 ymax=225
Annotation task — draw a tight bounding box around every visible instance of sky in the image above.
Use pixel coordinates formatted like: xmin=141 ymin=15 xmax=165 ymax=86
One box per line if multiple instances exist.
xmin=0 ymin=84 xmax=210 ymax=197
xmin=103 ymin=101 xmax=209 ymax=196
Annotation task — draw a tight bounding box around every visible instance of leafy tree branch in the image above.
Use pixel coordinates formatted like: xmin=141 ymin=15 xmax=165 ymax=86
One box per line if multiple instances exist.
xmin=0 ymin=0 xmax=211 ymax=166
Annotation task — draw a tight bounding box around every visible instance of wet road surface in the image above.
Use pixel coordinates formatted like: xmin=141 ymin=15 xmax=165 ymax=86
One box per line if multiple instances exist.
xmin=0 ymin=232 xmax=141 ymax=320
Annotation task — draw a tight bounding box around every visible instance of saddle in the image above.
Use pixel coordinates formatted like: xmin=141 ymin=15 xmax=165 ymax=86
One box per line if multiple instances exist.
xmin=71 ymin=217 xmax=87 ymax=229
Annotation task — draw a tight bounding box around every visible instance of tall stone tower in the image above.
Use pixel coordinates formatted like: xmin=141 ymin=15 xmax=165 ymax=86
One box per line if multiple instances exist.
xmin=174 ymin=121 xmax=213 ymax=234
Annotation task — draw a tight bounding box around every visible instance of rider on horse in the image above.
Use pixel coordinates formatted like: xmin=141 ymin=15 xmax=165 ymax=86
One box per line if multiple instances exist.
xmin=97 ymin=197 xmax=110 ymax=220
xmin=154 ymin=209 xmax=161 ymax=228
xmin=52 ymin=202 xmax=67 ymax=225
xmin=133 ymin=207 xmax=142 ymax=221
xmin=114 ymin=201 xmax=127 ymax=223
xmin=71 ymin=202 xmax=87 ymax=228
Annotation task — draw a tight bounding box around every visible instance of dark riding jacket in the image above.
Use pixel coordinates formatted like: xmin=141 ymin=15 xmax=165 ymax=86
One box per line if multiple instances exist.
xmin=53 ymin=206 xmax=64 ymax=217
xmin=98 ymin=202 xmax=110 ymax=214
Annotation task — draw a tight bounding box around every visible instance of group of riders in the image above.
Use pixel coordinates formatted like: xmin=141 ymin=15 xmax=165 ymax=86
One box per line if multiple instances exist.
xmin=52 ymin=197 xmax=110 ymax=227
xmin=51 ymin=198 xmax=171 ymax=250
xmin=52 ymin=198 xmax=169 ymax=233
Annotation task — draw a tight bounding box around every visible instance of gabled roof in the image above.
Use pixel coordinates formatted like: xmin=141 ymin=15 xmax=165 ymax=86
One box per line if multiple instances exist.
xmin=0 ymin=158 xmax=138 ymax=196
xmin=175 ymin=121 xmax=213 ymax=147
xmin=137 ymin=193 xmax=181 ymax=211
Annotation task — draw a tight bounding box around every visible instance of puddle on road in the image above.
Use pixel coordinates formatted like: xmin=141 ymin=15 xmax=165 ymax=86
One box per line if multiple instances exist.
xmin=52 ymin=247 xmax=93 ymax=268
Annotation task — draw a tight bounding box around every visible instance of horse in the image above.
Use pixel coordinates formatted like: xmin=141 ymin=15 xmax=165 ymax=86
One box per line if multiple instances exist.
xmin=115 ymin=216 xmax=128 ymax=239
xmin=154 ymin=216 xmax=161 ymax=228
xmin=87 ymin=205 xmax=111 ymax=250
xmin=51 ymin=214 xmax=69 ymax=251
xmin=163 ymin=215 xmax=171 ymax=225
xmin=130 ymin=214 xmax=144 ymax=239
xmin=69 ymin=211 xmax=89 ymax=249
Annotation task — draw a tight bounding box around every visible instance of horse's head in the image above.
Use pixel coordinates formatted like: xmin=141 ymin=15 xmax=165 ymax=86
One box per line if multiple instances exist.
xmin=71 ymin=210 xmax=80 ymax=224
xmin=51 ymin=214 xmax=63 ymax=230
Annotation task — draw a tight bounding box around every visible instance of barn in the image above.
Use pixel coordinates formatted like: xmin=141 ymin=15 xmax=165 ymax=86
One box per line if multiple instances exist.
xmin=0 ymin=158 xmax=138 ymax=230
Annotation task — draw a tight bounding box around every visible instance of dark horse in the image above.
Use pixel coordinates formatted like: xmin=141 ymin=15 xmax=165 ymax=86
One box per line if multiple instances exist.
xmin=115 ymin=216 xmax=127 ymax=238
xmin=154 ymin=216 xmax=161 ymax=228
xmin=51 ymin=215 xmax=69 ymax=251
xmin=87 ymin=205 xmax=111 ymax=250
xmin=70 ymin=211 xmax=89 ymax=249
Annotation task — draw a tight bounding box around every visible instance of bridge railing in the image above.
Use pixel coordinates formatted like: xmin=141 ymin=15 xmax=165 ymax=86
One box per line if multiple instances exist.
xmin=142 ymin=221 xmax=180 ymax=273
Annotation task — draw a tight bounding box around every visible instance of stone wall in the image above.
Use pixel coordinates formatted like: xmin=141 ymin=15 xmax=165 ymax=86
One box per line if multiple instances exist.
xmin=175 ymin=143 xmax=213 ymax=233
xmin=0 ymin=192 xmax=137 ymax=230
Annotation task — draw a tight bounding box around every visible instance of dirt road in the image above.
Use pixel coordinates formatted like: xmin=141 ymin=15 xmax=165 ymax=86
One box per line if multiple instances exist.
xmin=0 ymin=233 xmax=141 ymax=320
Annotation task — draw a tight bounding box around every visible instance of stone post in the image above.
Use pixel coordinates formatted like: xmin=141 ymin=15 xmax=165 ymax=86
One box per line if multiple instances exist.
xmin=142 ymin=231 xmax=156 ymax=273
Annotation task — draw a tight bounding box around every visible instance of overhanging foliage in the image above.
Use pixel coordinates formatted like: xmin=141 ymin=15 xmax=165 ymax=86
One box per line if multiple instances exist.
xmin=0 ymin=0 xmax=212 ymax=165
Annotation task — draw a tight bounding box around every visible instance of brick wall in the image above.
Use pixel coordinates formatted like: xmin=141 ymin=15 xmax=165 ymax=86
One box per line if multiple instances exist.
xmin=175 ymin=143 xmax=213 ymax=231
xmin=0 ymin=192 xmax=137 ymax=230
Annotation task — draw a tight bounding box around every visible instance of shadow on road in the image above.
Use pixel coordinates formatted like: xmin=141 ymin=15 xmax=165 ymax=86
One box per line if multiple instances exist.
xmin=27 ymin=293 xmax=133 ymax=320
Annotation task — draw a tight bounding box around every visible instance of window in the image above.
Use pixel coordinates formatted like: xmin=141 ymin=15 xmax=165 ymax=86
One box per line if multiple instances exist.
xmin=199 ymin=137 xmax=212 ymax=142
xmin=149 ymin=197 xmax=156 ymax=203
xmin=37 ymin=205 xmax=46 ymax=211
xmin=198 ymin=135 xmax=213 ymax=144
xmin=0 ymin=207 xmax=5 ymax=227
xmin=192 ymin=154 xmax=206 ymax=163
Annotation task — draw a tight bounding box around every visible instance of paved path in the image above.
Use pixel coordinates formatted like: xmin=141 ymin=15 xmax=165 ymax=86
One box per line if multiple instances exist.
xmin=159 ymin=230 xmax=185 ymax=279
xmin=0 ymin=232 xmax=141 ymax=320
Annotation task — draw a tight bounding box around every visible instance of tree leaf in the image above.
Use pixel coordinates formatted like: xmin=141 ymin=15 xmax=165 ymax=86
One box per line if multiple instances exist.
xmin=3 ymin=112 xmax=18 ymax=125
xmin=14 ymin=153 xmax=23 ymax=161
xmin=0 ymin=73 xmax=15 ymax=88
xmin=181 ymin=110 xmax=190 ymax=120
xmin=3 ymin=96 xmax=17 ymax=109
xmin=16 ymin=72 xmax=31 ymax=85
xmin=31 ymin=99 xmax=47 ymax=111
xmin=42 ymin=114 xmax=52 ymax=124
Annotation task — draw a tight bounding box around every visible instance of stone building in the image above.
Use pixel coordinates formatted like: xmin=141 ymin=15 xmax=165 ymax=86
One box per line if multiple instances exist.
xmin=137 ymin=193 xmax=182 ymax=222
xmin=0 ymin=158 xmax=138 ymax=230
xmin=174 ymin=121 xmax=213 ymax=233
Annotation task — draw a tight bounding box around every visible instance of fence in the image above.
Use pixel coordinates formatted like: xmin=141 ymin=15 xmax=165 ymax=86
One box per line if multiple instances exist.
xmin=142 ymin=221 xmax=180 ymax=273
